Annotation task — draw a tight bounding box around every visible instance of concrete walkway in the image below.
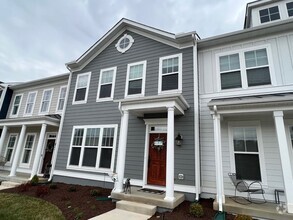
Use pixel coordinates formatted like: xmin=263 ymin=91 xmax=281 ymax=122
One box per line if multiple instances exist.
xmin=89 ymin=209 xmax=151 ymax=220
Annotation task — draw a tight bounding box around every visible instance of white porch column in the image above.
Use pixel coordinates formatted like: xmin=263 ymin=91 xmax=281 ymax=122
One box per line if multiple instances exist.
xmin=10 ymin=125 xmax=27 ymax=177
xmin=273 ymin=111 xmax=293 ymax=213
xmin=0 ymin=126 xmax=8 ymax=156
xmin=30 ymin=123 xmax=47 ymax=178
xmin=165 ymin=106 xmax=175 ymax=201
xmin=213 ymin=113 xmax=225 ymax=212
xmin=115 ymin=110 xmax=129 ymax=193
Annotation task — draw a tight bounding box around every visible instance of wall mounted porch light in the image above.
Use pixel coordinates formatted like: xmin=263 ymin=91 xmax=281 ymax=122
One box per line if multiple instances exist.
xmin=175 ymin=133 xmax=183 ymax=146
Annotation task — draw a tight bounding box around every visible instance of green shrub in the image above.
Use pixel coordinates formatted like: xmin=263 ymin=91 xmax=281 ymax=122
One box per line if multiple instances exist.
xmin=234 ymin=214 xmax=253 ymax=220
xmin=67 ymin=185 xmax=77 ymax=192
xmin=49 ymin=183 xmax=58 ymax=189
xmin=189 ymin=202 xmax=204 ymax=218
xmin=90 ymin=189 xmax=101 ymax=197
xmin=30 ymin=175 xmax=39 ymax=186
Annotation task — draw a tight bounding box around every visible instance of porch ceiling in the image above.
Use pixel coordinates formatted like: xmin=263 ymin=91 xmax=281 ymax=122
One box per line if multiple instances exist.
xmin=208 ymin=92 xmax=293 ymax=114
xmin=115 ymin=93 xmax=190 ymax=117
xmin=0 ymin=115 xmax=60 ymax=127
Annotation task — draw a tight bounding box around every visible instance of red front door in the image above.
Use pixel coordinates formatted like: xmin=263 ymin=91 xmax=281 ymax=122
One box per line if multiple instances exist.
xmin=147 ymin=133 xmax=167 ymax=186
xmin=41 ymin=139 xmax=55 ymax=173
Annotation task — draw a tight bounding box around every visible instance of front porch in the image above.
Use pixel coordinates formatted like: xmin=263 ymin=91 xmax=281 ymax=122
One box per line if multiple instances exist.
xmin=111 ymin=186 xmax=185 ymax=210
xmin=214 ymin=197 xmax=293 ymax=220
xmin=0 ymin=170 xmax=29 ymax=183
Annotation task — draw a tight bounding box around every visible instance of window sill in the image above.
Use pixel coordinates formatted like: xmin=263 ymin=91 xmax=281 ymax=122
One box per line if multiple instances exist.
xmin=124 ymin=94 xmax=144 ymax=99
xmin=72 ymin=100 xmax=87 ymax=105
xmin=158 ymin=90 xmax=182 ymax=95
xmin=66 ymin=165 xmax=112 ymax=173
xmin=96 ymin=98 xmax=113 ymax=103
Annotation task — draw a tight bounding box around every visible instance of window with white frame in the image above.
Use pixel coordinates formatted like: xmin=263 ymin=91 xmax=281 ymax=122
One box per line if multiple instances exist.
xmin=73 ymin=73 xmax=91 ymax=104
xmin=21 ymin=134 xmax=35 ymax=164
xmin=68 ymin=125 xmax=117 ymax=170
xmin=24 ymin=92 xmax=37 ymax=115
xmin=125 ymin=61 xmax=146 ymax=97
xmin=11 ymin=94 xmax=22 ymax=116
xmin=5 ymin=134 xmax=18 ymax=162
xmin=97 ymin=67 xmax=116 ymax=100
xmin=287 ymin=2 xmax=293 ymax=17
xmin=219 ymin=48 xmax=272 ymax=90
xmin=231 ymin=127 xmax=262 ymax=181
xmin=259 ymin=6 xmax=280 ymax=23
xmin=159 ymin=54 xmax=182 ymax=93
xmin=56 ymin=86 xmax=67 ymax=112
xmin=115 ymin=34 xmax=134 ymax=53
xmin=40 ymin=89 xmax=53 ymax=113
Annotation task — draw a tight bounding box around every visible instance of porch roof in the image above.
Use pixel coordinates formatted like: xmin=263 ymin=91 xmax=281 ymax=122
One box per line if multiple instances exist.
xmin=0 ymin=114 xmax=61 ymax=127
xmin=115 ymin=93 xmax=190 ymax=117
xmin=208 ymin=92 xmax=293 ymax=114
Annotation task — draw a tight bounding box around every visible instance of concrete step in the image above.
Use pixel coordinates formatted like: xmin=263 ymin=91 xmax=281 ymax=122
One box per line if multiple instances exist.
xmin=89 ymin=209 xmax=151 ymax=220
xmin=0 ymin=185 xmax=15 ymax=190
xmin=1 ymin=181 xmax=21 ymax=188
xmin=116 ymin=200 xmax=156 ymax=216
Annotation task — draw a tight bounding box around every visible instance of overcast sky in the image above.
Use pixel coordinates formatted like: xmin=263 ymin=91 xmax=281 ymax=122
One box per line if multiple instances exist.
xmin=0 ymin=0 xmax=252 ymax=83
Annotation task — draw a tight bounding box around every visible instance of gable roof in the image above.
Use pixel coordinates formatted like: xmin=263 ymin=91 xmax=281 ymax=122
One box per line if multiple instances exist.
xmin=66 ymin=18 xmax=198 ymax=72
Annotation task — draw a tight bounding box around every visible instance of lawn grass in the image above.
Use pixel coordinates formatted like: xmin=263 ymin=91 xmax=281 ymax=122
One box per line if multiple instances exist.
xmin=0 ymin=193 xmax=65 ymax=220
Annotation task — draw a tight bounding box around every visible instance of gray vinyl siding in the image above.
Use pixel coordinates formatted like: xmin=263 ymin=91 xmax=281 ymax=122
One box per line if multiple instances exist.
xmin=56 ymin=31 xmax=195 ymax=186
xmin=198 ymin=31 xmax=293 ymax=95
xmin=8 ymin=80 xmax=68 ymax=118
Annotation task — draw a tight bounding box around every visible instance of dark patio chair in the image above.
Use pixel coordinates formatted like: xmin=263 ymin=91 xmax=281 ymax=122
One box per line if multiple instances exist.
xmin=228 ymin=173 xmax=266 ymax=204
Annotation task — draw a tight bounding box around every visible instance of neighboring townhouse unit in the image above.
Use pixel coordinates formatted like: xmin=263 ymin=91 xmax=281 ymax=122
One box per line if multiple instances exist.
xmin=0 ymin=73 xmax=68 ymax=179
xmin=198 ymin=0 xmax=293 ymax=215
xmin=0 ymin=82 xmax=13 ymax=120
xmin=52 ymin=18 xmax=201 ymax=206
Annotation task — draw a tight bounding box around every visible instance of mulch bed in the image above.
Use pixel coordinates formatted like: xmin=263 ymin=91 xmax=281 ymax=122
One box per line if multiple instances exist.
xmin=2 ymin=182 xmax=235 ymax=220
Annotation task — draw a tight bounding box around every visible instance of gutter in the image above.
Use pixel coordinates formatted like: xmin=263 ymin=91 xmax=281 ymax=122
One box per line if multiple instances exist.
xmin=49 ymin=69 xmax=72 ymax=181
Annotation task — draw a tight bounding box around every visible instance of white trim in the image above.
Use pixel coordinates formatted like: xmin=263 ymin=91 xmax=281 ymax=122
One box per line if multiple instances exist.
xmin=228 ymin=121 xmax=268 ymax=185
xmin=24 ymin=91 xmax=38 ymax=116
xmin=19 ymin=133 xmax=37 ymax=168
xmin=66 ymin=124 xmax=118 ymax=173
xmin=49 ymin=72 xmax=72 ymax=181
xmin=115 ymin=34 xmax=134 ymax=53
xmin=38 ymin=132 xmax=57 ymax=175
xmin=0 ymin=86 xmax=8 ymax=112
xmin=10 ymin=94 xmax=23 ymax=118
xmin=72 ymin=72 xmax=91 ymax=105
xmin=96 ymin=67 xmax=117 ymax=102
xmin=193 ymin=42 xmax=201 ymax=200
xmin=142 ymin=120 xmax=168 ymax=188
xmin=158 ymin=53 xmax=182 ymax=95
xmin=215 ymin=44 xmax=276 ymax=92
xmin=55 ymin=86 xmax=67 ymax=114
xmin=39 ymin=88 xmax=53 ymax=115
xmin=124 ymin=60 xmax=147 ymax=98
xmin=4 ymin=133 xmax=19 ymax=165
xmin=0 ymin=119 xmax=59 ymax=127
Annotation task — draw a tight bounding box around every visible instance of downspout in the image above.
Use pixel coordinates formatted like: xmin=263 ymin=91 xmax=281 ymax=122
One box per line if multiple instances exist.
xmin=49 ymin=70 xmax=72 ymax=181
xmin=193 ymin=33 xmax=201 ymax=201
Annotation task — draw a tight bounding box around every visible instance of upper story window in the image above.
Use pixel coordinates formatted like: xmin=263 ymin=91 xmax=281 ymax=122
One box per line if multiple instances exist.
xmin=259 ymin=6 xmax=280 ymax=23
xmin=11 ymin=94 xmax=22 ymax=117
xmin=73 ymin=72 xmax=91 ymax=104
xmin=56 ymin=86 xmax=67 ymax=112
xmin=287 ymin=2 xmax=293 ymax=17
xmin=24 ymin=91 xmax=37 ymax=116
xmin=159 ymin=53 xmax=182 ymax=94
xmin=97 ymin=67 xmax=116 ymax=101
xmin=218 ymin=47 xmax=272 ymax=90
xmin=68 ymin=125 xmax=118 ymax=171
xmin=115 ymin=34 xmax=134 ymax=53
xmin=40 ymin=89 xmax=53 ymax=114
xmin=125 ymin=61 xmax=146 ymax=97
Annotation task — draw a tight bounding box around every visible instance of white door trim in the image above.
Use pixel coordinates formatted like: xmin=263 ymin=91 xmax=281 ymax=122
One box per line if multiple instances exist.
xmin=142 ymin=119 xmax=167 ymax=188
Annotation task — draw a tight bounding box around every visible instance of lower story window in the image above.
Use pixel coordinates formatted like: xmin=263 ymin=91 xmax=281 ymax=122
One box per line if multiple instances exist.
xmin=232 ymin=127 xmax=262 ymax=181
xmin=22 ymin=134 xmax=35 ymax=164
xmin=68 ymin=125 xmax=117 ymax=170
xmin=5 ymin=134 xmax=18 ymax=162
